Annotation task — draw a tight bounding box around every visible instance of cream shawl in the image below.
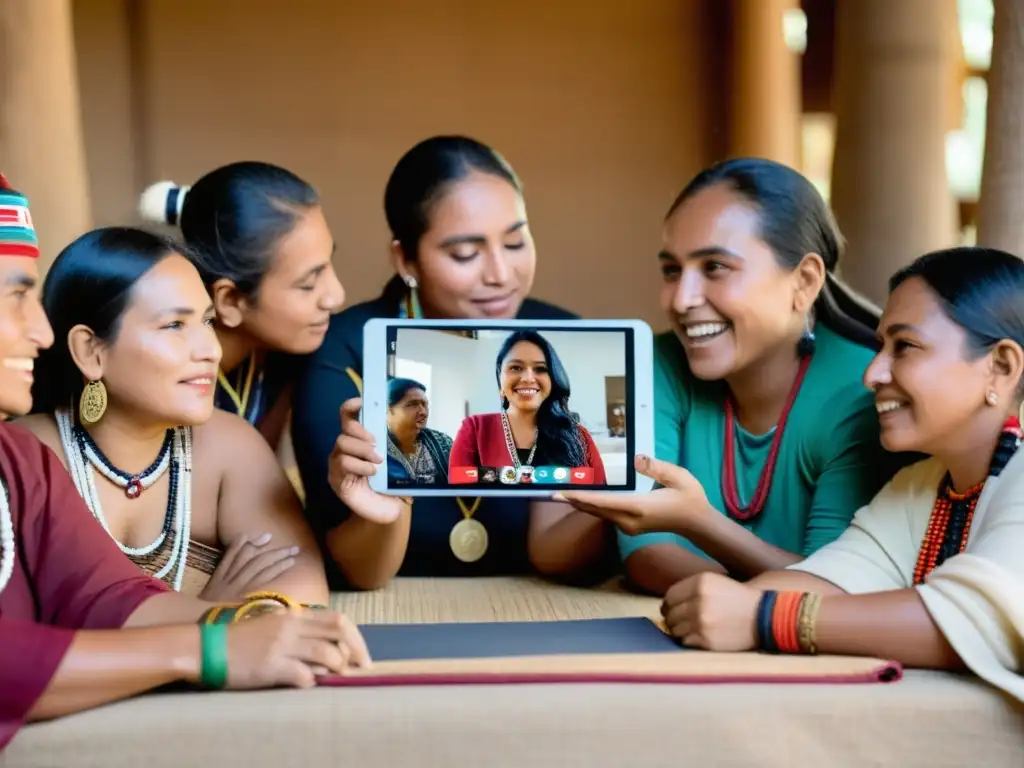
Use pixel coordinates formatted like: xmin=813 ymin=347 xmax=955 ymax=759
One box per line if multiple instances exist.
xmin=789 ymin=449 xmax=1024 ymax=702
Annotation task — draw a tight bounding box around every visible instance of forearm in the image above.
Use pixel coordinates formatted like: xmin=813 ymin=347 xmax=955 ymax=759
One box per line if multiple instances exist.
xmin=681 ymin=504 xmax=801 ymax=578
xmin=624 ymin=544 xmax=726 ymax=596
xmin=123 ymin=592 xmax=211 ymax=628
xmin=811 ymin=589 xmax=964 ymax=669
xmin=747 ymin=569 xmax=845 ymax=595
xmin=29 ymin=625 xmax=200 ymax=722
xmin=256 ymin=553 xmax=330 ymax=604
xmin=528 ymin=504 xmax=612 ymax=584
xmin=326 ymin=506 xmax=411 ymax=590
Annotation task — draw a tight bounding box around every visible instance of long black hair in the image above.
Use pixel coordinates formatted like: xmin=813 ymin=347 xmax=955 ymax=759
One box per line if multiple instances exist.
xmin=669 ymin=157 xmax=880 ymax=348
xmin=890 ymin=246 xmax=1024 ymax=475
xmin=139 ymin=161 xmax=319 ymax=299
xmin=494 ymin=330 xmax=586 ymax=467
xmin=32 ymin=227 xmax=182 ymax=414
xmin=381 ymin=135 xmax=522 ymax=304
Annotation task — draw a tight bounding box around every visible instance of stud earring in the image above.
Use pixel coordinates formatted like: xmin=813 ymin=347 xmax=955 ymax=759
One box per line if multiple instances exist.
xmin=403 ymin=275 xmax=418 ymax=289
xmin=79 ymin=379 xmax=108 ymax=424
xmin=797 ymin=313 xmax=816 ymax=358
xmin=987 ymin=390 xmax=1000 ymax=407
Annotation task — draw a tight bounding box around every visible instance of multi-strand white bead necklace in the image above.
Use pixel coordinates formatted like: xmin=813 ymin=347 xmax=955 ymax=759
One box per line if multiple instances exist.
xmin=55 ymin=409 xmax=193 ymax=591
xmin=0 ymin=477 xmax=14 ymax=596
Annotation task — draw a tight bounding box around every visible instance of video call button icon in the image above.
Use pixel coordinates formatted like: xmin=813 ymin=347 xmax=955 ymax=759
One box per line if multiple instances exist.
xmin=449 ymin=467 xmax=479 ymax=484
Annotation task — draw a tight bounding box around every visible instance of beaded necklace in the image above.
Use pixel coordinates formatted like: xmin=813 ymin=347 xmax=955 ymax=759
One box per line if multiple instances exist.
xmin=912 ymin=416 xmax=1022 ymax=584
xmin=0 ymin=478 xmax=14 ymax=596
xmin=721 ymin=353 xmax=812 ymax=521
xmin=55 ymin=409 xmax=194 ymax=591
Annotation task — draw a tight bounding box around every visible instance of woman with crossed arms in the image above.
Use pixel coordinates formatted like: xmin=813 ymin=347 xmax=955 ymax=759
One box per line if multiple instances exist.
xmin=0 ymin=176 xmax=367 ymax=752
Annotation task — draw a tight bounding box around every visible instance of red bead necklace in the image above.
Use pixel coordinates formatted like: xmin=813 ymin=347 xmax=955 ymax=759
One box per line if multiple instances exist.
xmin=912 ymin=416 xmax=1023 ymax=584
xmin=721 ymin=354 xmax=812 ymax=521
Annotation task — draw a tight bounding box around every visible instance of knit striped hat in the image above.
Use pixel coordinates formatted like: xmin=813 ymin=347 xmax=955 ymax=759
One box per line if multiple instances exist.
xmin=0 ymin=173 xmax=39 ymax=259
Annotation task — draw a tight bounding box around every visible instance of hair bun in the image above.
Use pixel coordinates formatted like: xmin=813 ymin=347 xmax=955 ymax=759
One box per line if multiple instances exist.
xmin=138 ymin=181 xmax=190 ymax=226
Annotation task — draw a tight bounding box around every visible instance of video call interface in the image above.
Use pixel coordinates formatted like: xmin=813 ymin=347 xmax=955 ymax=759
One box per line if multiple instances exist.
xmin=384 ymin=326 xmax=635 ymax=491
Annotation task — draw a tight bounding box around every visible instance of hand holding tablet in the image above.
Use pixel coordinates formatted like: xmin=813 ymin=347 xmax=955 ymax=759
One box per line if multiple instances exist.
xmin=360 ymin=318 xmax=655 ymax=498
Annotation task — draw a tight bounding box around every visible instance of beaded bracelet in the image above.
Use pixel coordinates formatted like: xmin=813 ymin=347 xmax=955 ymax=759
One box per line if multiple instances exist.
xmin=756 ymin=590 xmax=822 ymax=655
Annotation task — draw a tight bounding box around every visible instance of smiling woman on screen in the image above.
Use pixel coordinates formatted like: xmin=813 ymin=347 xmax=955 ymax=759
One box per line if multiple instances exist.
xmin=448 ymin=329 xmax=606 ymax=483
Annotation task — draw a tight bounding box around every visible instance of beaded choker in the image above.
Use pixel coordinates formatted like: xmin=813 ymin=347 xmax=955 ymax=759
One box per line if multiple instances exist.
xmin=721 ymin=354 xmax=812 ymax=521
xmin=912 ymin=416 xmax=1022 ymax=584
xmin=55 ymin=409 xmax=194 ymax=591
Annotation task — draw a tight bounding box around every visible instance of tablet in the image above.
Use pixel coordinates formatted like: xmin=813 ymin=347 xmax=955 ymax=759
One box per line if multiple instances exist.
xmin=361 ymin=318 xmax=654 ymax=497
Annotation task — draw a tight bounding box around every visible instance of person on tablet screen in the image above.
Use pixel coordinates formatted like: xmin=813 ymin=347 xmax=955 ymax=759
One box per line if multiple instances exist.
xmin=556 ymin=159 xmax=907 ymax=596
xmin=291 ymin=136 xmax=617 ymax=589
xmin=448 ymin=330 xmax=606 ymax=484
xmin=605 ymin=249 xmax=1024 ymax=706
xmin=386 ymin=377 xmax=453 ymax=485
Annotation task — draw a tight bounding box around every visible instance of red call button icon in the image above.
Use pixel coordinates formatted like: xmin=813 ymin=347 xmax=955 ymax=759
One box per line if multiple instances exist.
xmin=450 ymin=467 xmax=479 ymax=484
xmin=569 ymin=467 xmax=593 ymax=484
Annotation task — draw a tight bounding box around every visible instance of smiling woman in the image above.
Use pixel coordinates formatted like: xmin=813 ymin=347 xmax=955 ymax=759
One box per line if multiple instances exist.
xmin=563 ymin=158 xmax=904 ymax=597
xmin=290 ymin=135 xmax=615 ymax=592
xmin=139 ymin=162 xmax=346 ymax=449
xmin=21 ymin=227 xmax=328 ymax=605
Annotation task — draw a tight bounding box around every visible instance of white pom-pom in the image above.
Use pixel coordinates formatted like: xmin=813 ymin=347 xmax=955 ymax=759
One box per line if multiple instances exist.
xmin=138 ymin=181 xmax=190 ymax=225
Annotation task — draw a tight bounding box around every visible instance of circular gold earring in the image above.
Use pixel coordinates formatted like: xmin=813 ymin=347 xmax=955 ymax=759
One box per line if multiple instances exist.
xmin=79 ymin=380 xmax=108 ymax=424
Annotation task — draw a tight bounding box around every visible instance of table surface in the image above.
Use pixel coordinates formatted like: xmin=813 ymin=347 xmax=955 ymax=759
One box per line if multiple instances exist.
xmin=6 ymin=577 xmax=1024 ymax=768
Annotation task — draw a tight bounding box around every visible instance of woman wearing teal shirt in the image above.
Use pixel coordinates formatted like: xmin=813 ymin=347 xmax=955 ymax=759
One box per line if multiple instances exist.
xmin=558 ymin=158 xmax=901 ymax=595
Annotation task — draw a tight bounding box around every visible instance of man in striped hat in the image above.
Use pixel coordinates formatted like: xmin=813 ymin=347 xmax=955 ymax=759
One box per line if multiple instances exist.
xmin=0 ymin=173 xmax=40 ymax=260
xmin=0 ymin=173 xmax=52 ymax=417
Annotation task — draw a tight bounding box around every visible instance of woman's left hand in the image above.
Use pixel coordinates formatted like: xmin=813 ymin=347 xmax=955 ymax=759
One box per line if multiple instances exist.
xmin=661 ymin=572 xmax=761 ymax=652
xmin=553 ymin=455 xmax=709 ymax=536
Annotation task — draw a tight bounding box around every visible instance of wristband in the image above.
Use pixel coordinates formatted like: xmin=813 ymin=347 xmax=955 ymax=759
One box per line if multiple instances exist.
xmin=199 ymin=623 xmax=229 ymax=689
xmin=756 ymin=590 xmax=779 ymax=653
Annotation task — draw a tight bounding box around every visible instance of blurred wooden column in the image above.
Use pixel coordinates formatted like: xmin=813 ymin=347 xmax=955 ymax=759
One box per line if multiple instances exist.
xmin=729 ymin=0 xmax=802 ymax=167
xmin=0 ymin=0 xmax=92 ymax=271
xmin=829 ymin=0 xmax=959 ymax=304
xmin=978 ymin=0 xmax=1024 ymax=255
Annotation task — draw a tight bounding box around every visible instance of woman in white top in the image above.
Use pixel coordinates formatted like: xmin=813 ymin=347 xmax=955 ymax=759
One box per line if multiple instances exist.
xmin=564 ymin=246 xmax=1024 ymax=702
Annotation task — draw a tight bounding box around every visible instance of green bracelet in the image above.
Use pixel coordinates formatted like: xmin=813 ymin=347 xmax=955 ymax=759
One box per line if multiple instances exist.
xmin=199 ymin=623 xmax=229 ymax=689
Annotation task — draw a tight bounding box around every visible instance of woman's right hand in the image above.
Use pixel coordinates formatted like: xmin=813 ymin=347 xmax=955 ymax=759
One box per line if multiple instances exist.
xmin=225 ymin=609 xmax=371 ymax=689
xmin=328 ymin=398 xmax=406 ymax=524
xmin=200 ymin=532 xmax=299 ymax=602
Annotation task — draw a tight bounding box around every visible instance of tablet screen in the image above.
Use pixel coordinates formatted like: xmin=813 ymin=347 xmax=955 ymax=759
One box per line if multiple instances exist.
xmin=382 ymin=325 xmax=636 ymax=491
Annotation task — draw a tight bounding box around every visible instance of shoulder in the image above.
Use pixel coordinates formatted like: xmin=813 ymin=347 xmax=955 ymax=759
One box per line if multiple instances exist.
xmin=517 ymin=297 xmax=578 ymax=320
xmin=0 ymin=420 xmax=51 ymax=460
xmin=807 ymin=326 xmax=876 ymax=391
xmin=9 ymin=413 xmax=60 ymax=449
xmin=193 ymin=409 xmax=276 ymax=467
xmin=460 ymin=413 xmax=499 ymax=432
xmin=879 ymin=456 xmax=946 ymax=500
xmin=425 ymin=427 xmax=454 ymax=446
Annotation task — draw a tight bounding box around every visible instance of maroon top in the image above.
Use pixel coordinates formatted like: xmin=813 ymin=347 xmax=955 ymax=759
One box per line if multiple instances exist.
xmin=0 ymin=423 xmax=169 ymax=750
xmin=448 ymin=413 xmax=608 ymax=484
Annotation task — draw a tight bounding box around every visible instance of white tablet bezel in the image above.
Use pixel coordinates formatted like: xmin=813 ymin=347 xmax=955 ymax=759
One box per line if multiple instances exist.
xmin=362 ymin=317 xmax=655 ymax=498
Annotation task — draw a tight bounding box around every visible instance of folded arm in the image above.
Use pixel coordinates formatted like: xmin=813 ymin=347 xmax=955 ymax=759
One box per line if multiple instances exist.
xmin=204 ymin=411 xmax=328 ymax=604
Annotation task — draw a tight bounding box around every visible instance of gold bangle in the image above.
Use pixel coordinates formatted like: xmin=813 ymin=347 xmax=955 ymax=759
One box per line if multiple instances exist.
xmin=243 ymin=591 xmax=299 ymax=609
xmin=797 ymin=592 xmax=822 ymax=654
xmin=232 ymin=599 xmax=286 ymax=623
